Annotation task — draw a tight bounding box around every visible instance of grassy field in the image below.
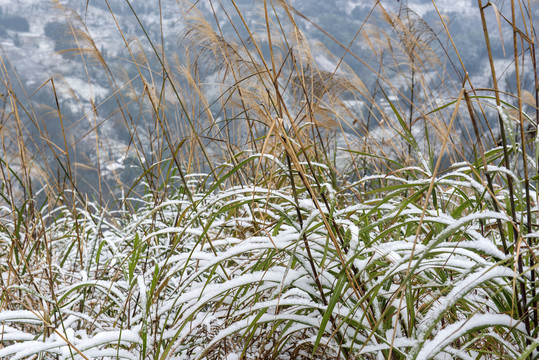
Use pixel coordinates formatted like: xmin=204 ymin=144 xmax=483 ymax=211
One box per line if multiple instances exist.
xmin=1 ymin=0 xmax=539 ymax=358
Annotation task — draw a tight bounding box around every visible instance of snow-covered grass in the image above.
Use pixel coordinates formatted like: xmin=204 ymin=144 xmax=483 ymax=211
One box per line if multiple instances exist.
xmin=0 ymin=151 xmax=536 ymax=359
xmin=1 ymin=0 xmax=538 ymax=359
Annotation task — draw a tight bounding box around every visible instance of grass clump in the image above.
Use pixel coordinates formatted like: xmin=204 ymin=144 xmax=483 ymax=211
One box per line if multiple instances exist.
xmin=1 ymin=0 xmax=539 ymax=359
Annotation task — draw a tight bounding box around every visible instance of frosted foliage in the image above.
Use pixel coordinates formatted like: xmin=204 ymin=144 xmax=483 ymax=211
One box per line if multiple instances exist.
xmin=0 ymin=160 xmax=533 ymax=359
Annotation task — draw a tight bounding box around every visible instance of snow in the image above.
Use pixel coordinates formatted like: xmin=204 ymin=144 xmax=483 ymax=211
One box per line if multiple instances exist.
xmin=407 ymin=0 xmax=475 ymax=16
xmin=0 ymin=310 xmax=43 ymax=324
xmin=416 ymin=314 xmax=526 ymax=360
xmin=0 ymin=165 xmax=533 ymax=358
xmin=59 ymin=76 xmax=109 ymax=102
xmin=416 ymin=265 xmax=516 ymax=339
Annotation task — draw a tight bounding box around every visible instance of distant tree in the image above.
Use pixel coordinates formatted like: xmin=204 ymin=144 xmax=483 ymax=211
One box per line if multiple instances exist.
xmin=2 ymin=15 xmax=29 ymax=32
xmin=13 ymin=33 xmax=21 ymax=47
xmin=447 ymin=13 xmax=487 ymax=75
xmin=44 ymin=21 xmax=67 ymax=40
xmin=44 ymin=21 xmax=73 ymax=53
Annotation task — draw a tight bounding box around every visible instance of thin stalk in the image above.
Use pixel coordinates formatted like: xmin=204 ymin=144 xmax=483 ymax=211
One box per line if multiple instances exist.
xmin=464 ymin=90 xmax=509 ymax=255
xmin=284 ymin=153 xmax=350 ymax=357
xmin=409 ymin=67 xmax=415 ymax=159
xmin=478 ymin=0 xmax=525 ymax=329
xmin=528 ymin=19 xmax=538 ymax=330
xmin=512 ymin=0 xmax=533 ymax=337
